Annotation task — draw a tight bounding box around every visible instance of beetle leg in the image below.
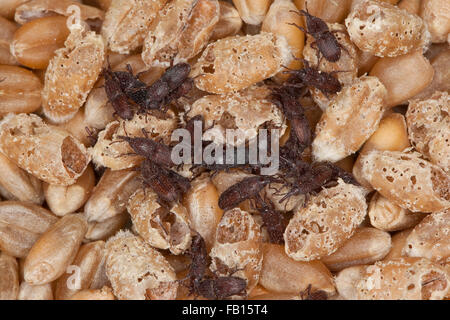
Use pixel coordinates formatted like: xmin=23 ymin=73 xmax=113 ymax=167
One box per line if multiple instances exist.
xmin=286 ymin=22 xmax=308 ymax=36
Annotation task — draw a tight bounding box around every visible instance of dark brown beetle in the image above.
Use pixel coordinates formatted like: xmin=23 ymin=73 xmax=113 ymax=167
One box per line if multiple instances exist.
xmin=195 ymin=276 xmax=247 ymax=300
xmin=182 ymin=234 xmax=247 ymax=300
xmin=103 ymin=65 xmax=136 ymax=120
xmin=110 ymin=63 xmax=193 ymax=112
xmin=284 ymin=60 xmax=342 ymax=98
xmin=272 ymin=86 xmax=312 ymax=153
xmin=280 ymin=161 xmax=359 ymax=202
xmin=140 ymin=159 xmax=190 ymax=203
xmin=85 ymin=126 xmax=99 ymax=147
xmin=218 ymin=176 xmax=280 ymax=211
xmin=113 ymin=64 xmax=148 ymax=104
xmin=290 ymin=6 xmax=342 ymax=62
xmin=254 ymin=196 xmax=285 ymax=245
xmin=142 ymin=63 xmax=193 ymax=111
xmin=300 ymin=284 xmax=328 ymax=300
xmin=186 ymin=234 xmax=209 ymax=286
xmin=160 ymin=63 xmax=192 ymax=90
xmin=117 ymin=129 xmax=174 ymax=168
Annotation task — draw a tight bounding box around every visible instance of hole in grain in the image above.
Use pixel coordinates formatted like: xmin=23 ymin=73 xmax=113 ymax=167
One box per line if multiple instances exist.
xmin=421 ymin=271 xmax=448 ymax=300
xmin=61 ymin=137 xmax=87 ymax=175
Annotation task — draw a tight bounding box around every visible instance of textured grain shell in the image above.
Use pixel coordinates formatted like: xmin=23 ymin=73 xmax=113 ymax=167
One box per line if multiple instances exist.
xmin=102 ymin=0 xmax=167 ymax=54
xmin=210 ymin=208 xmax=263 ymax=294
xmin=360 ymin=150 xmax=450 ymax=213
xmin=0 ymin=113 xmax=91 ymax=186
xmin=406 ymin=91 xmax=450 ymax=172
xmin=42 ymin=24 xmax=105 ymax=123
xmin=105 ymin=231 xmax=178 ymax=300
xmin=128 ymin=188 xmax=192 ymax=255
xmin=187 ymin=86 xmax=286 ymax=146
xmin=192 ymin=32 xmax=293 ymax=94
xmin=403 ymin=209 xmax=450 ymax=263
xmin=142 ymin=0 xmax=219 ymax=67
xmin=345 ymin=0 xmax=430 ymax=57
xmin=336 ymin=257 xmax=449 ymax=300
xmin=312 ymin=76 xmax=387 ymax=162
xmin=284 ymin=180 xmax=368 ymax=261
xmin=91 ymin=112 xmax=177 ymax=170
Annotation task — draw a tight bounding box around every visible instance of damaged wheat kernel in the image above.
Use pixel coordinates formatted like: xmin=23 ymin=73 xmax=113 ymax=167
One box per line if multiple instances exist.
xmin=102 ymin=0 xmax=167 ymax=54
xmin=345 ymin=0 xmax=430 ymax=57
xmin=336 ymin=257 xmax=449 ymax=300
xmin=0 ymin=113 xmax=91 ymax=186
xmin=14 ymin=0 xmax=104 ymax=25
xmin=406 ymin=91 xmax=450 ymax=172
xmin=142 ymin=0 xmax=219 ymax=68
xmin=210 ymin=208 xmax=263 ymax=295
xmin=187 ymin=86 xmax=286 ymax=146
xmin=91 ymin=111 xmax=177 ymax=170
xmin=284 ymin=180 xmax=368 ymax=261
xmin=312 ymin=76 xmax=387 ymax=163
xmin=403 ymin=209 xmax=450 ymax=263
xmin=42 ymin=23 xmax=105 ymax=123
xmin=191 ymin=32 xmax=293 ymax=94
xmin=127 ymin=188 xmax=192 ymax=255
xmin=360 ymin=150 xmax=450 ymax=213
xmin=105 ymin=231 xmax=178 ymax=300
